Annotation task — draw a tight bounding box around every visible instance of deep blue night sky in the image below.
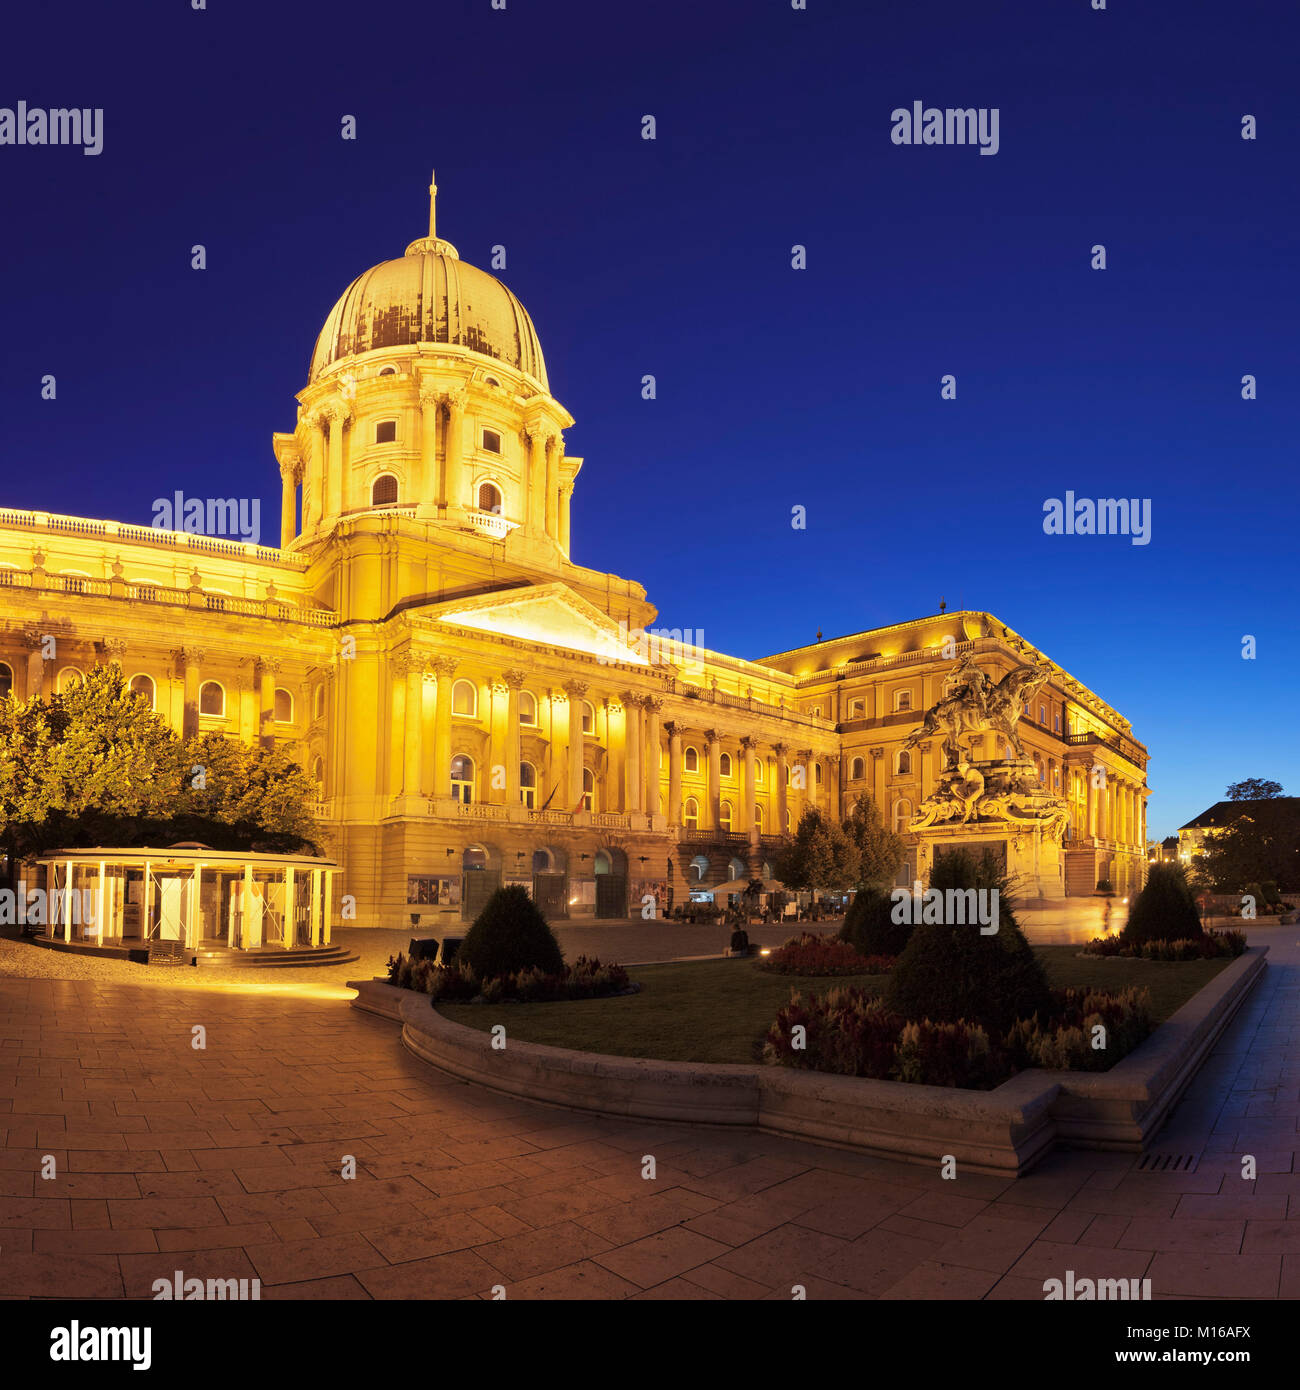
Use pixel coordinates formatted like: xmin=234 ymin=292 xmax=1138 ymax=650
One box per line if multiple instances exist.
xmin=3 ymin=0 xmax=1297 ymax=837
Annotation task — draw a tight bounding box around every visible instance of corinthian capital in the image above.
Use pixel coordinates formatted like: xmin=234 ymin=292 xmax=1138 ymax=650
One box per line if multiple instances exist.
xmin=644 ymin=695 xmax=663 ymax=713
xmin=256 ymin=657 xmax=282 ymax=678
xmin=502 ymin=668 xmax=528 ymax=690
xmin=445 ymin=387 xmax=467 ymax=413
xmin=564 ymin=679 xmax=589 ymax=700
xmin=430 ymin=655 xmax=458 ymax=678
xmin=418 ymin=380 xmax=442 ymax=408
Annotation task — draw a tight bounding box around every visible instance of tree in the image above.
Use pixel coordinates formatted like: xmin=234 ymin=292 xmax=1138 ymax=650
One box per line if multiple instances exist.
xmin=178 ymin=731 xmax=321 ymax=852
xmin=0 ymin=666 xmax=185 ymax=864
xmin=1200 ymin=798 xmax=1300 ymax=892
xmin=1226 ymin=779 xmax=1284 ymax=801
xmin=842 ymin=793 xmax=905 ymax=890
xmin=773 ymin=808 xmax=860 ymax=893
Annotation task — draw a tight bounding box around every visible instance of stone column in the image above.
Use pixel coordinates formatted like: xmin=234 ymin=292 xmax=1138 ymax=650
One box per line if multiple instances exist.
xmin=299 ymin=410 xmax=325 ymax=531
xmin=644 ymin=696 xmax=663 ymax=817
xmin=560 ymin=481 xmax=574 ymax=554
xmin=545 ymin=433 xmax=560 ymax=539
xmin=22 ymin=630 xmax=45 ymax=699
xmin=1086 ymin=765 xmax=1096 ymax=839
xmin=705 ymin=729 xmax=722 ymax=831
xmin=325 ymin=401 xmax=351 ymax=521
xmin=527 ymin=427 xmax=550 ymax=535
xmin=397 ymin=654 xmax=424 ymax=796
xmin=800 ymin=748 xmax=816 ymax=811
xmin=178 ymin=646 xmax=205 ymax=739
xmin=417 ymin=382 xmax=441 ymax=515
xmin=666 ymin=721 xmax=683 ymax=826
xmin=623 ymin=693 xmax=642 ymax=812
xmin=565 ymin=680 xmax=587 ymax=810
xmin=869 ymin=747 xmax=884 ymax=826
xmin=444 ymin=389 xmax=467 ymax=516
xmin=775 ymin=743 xmax=789 ymax=836
xmin=504 ymin=668 xmax=526 ymax=806
xmin=279 ymin=462 xmax=296 ymax=548
xmin=742 ymin=736 xmax=758 ymax=837
xmin=431 ymin=656 xmax=457 ymax=798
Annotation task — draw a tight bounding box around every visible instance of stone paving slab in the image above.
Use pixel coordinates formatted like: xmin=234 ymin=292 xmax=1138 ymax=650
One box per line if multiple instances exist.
xmin=0 ymin=924 xmax=1297 ymax=1300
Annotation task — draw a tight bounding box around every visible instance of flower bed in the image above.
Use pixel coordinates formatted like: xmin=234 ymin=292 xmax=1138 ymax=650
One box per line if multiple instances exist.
xmin=1082 ymin=929 xmax=1247 ymax=960
xmin=763 ymin=984 xmax=1153 ymax=1089
xmin=386 ymin=952 xmax=635 ymax=1003
xmin=757 ymin=931 xmax=894 ymax=977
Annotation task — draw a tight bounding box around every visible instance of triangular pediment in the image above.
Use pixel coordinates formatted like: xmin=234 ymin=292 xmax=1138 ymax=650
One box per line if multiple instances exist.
xmin=425 ymin=582 xmax=650 ymax=666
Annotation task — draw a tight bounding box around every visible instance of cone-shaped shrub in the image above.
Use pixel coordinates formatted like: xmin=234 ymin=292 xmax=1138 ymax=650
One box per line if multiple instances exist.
xmin=883 ymin=849 xmax=1051 ymax=1036
xmin=1122 ymin=863 xmax=1202 ymax=945
xmin=840 ymin=884 xmax=912 ymax=957
xmin=458 ymin=885 xmax=564 ymax=980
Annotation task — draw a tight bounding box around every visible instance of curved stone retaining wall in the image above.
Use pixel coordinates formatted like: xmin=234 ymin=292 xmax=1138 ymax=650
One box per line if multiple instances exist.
xmin=349 ymin=946 xmax=1266 ymax=1176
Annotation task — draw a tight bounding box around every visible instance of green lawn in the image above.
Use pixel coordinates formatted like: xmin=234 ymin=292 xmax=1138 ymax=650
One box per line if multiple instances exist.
xmin=436 ymin=948 xmax=1232 ymax=1065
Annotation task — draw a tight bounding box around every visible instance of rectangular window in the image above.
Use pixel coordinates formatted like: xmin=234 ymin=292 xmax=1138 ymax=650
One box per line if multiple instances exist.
xmin=376 ymin=420 xmax=397 ymax=444
xmin=482 ymin=429 xmax=502 ymax=453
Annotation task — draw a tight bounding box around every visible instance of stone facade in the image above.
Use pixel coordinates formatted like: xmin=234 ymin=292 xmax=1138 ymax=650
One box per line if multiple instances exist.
xmin=0 ymin=178 xmax=1149 ymax=924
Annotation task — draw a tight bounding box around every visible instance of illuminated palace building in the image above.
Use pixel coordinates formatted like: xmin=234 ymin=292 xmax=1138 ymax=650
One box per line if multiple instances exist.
xmin=0 ymin=178 xmax=1150 ymax=926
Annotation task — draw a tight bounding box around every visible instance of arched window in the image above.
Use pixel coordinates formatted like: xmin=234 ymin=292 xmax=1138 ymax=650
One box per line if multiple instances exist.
xmin=784 ymin=808 xmax=792 ymax=834
xmin=518 ymin=690 xmax=536 ymax=725
xmin=452 ymin=680 xmax=477 ymax=716
xmin=851 ymin=756 xmax=865 ymax=780
xmin=594 ymin=850 xmax=613 ymax=875
xmin=519 ymin=761 xmax=536 ymax=809
xmin=755 ymin=759 xmax=764 ymax=784
xmin=311 ymin=755 xmax=324 ymax=790
xmin=0 ymin=661 xmax=11 ymax=699
xmin=477 ymin=481 xmax=502 ymax=514
xmin=720 ymin=801 xmax=733 ymax=831
xmin=582 ymin=766 xmax=595 ymax=812
xmin=313 ymin=684 xmax=326 ymax=719
xmin=896 ymin=750 xmax=911 ymax=776
xmin=199 ymin=681 xmax=225 ymax=716
xmin=274 ymin=688 xmax=293 ymax=723
xmin=815 ymin=761 xmax=823 ymax=785
xmin=485 ymin=377 xmax=501 ymax=388
xmin=463 ymin=845 xmax=487 ymax=870
xmin=754 ymin=804 xmax=764 ymax=832
xmin=450 ymin=754 xmax=475 ymax=803
xmin=56 ymin=667 xmax=83 ymax=692
xmin=1039 ymin=704 xmax=1047 ymax=725
xmin=728 ymin=856 xmax=746 ymax=881
xmin=893 ymin=799 xmax=912 ymax=833
xmin=375 ymin=420 xmax=396 ymax=444
xmin=378 ymin=366 xmax=396 ymax=377
xmin=849 ymin=699 xmax=865 ymax=718
xmin=720 ymin=752 xmax=733 ymax=778
xmin=894 ymin=690 xmax=913 ymax=712
xmin=684 ymin=797 xmax=699 ymax=831
xmin=581 ymin=700 xmax=595 ymax=734
xmin=689 ymin=853 xmax=708 ymax=881
xmin=684 ymin=746 xmax=699 ymax=773
xmin=128 ymin=673 xmax=155 ymax=709
xmin=371 ymin=474 xmax=398 ymax=507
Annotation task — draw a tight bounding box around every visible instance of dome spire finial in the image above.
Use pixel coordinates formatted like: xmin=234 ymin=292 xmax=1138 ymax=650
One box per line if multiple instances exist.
xmin=404 ymin=169 xmax=458 ymax=260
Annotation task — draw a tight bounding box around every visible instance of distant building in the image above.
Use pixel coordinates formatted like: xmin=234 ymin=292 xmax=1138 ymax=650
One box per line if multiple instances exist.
xmin=1178 ymin=799 xmax=1300 ymax=866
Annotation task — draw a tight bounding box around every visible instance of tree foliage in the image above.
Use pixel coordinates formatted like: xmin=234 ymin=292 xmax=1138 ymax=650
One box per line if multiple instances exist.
xmin=1226 ymin=778 xmax=1284 ymax=801
xmin=841 ymin=793 xmax=905 ymax=890
xmin=0 ymin=665 xmax=320 ymax=870
xmin=1123 ymin=862 xmax=1203 ymax=944
xmin=1200 ymin=799 xmax=1300 ymax=892
xmin=774 ymin=808 xmax=860 ymax=892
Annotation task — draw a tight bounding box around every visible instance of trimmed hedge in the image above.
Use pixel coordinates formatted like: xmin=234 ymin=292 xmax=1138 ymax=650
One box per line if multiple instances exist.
xmin=882 ymin=850 xmax=1051 ymax=1036
xmin=386 ymin=951 xmax=631 ymax=1003
xmin=458 ymin=885 xmax=564 ymax=979
xmin=1123 ymin=863 xmax=1202 ymax=945
xmin=840 ymin=885 xmax=913 ymax=958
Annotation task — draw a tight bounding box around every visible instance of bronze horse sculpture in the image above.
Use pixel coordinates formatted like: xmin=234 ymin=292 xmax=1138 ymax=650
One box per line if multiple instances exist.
xmin=901 ymin=658 xmax=1052 ymax=767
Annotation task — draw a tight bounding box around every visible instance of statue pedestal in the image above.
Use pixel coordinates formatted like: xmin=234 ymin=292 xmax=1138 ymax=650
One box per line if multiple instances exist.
xmin=911 ymin=760 xmax=1068 ymax=900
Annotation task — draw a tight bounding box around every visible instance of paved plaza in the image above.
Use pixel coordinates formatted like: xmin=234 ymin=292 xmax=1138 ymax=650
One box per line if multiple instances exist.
xmin=0 ymin=923 xmax=1295 ymax=1300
